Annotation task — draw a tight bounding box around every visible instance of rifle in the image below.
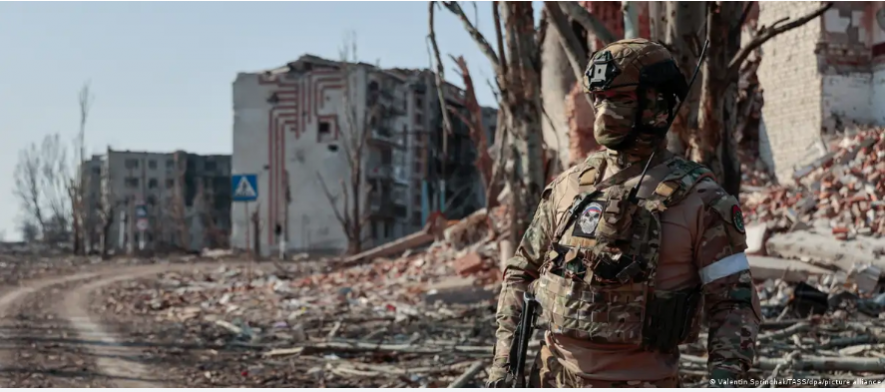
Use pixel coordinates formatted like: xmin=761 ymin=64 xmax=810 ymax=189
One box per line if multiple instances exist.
xmin=507 ymin=291 xmax=538 ymax=388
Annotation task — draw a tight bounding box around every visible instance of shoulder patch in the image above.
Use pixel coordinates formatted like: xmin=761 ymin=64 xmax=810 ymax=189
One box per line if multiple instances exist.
xmin=731 ymin=205 xmax=746 ymax=234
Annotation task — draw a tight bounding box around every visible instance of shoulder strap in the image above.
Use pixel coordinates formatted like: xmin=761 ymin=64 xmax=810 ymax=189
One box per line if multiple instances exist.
xmin=552 ymin=153 xmax=673 ymax=243
xmin=649 ymin=159 xmax=716 ymax=208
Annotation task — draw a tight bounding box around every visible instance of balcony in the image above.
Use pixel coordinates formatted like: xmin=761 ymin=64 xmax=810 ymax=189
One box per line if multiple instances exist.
xmin=369 ymin=127 xmax=401 ymax=146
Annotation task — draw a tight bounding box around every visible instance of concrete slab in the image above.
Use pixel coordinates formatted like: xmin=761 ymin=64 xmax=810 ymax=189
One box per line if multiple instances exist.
xmin=766 ymin=230 xmax=885 ymax=272
xmin=423 ymin=276 xmax=496 ymax=305
xmin=748 ymin=255 xmax=833 ymax=282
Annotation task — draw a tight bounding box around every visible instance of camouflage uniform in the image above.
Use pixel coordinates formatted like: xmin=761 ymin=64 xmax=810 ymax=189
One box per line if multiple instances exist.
xmin=487 ymin=39 xmax=761 ymax=388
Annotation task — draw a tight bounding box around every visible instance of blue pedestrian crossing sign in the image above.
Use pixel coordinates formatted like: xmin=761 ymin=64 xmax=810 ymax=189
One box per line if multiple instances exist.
xmin=232 ymin=174 xmax=258 ymax=202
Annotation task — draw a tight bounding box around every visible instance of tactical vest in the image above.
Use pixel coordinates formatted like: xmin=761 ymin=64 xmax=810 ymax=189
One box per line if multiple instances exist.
xmin=532 ymin=152 xmax=713 ymax=352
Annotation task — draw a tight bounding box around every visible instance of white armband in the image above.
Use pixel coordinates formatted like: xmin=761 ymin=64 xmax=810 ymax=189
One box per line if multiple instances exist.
xmin=699 ymin=252 xmax=750 ymax=285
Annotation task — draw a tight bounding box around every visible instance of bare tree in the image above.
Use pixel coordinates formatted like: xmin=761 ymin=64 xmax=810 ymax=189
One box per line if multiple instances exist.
xmin=18 ymin=219 xmax=39 ymax=243
xmin=68 ymin=81 xmax=94 ymax=254
xmin=316 ymin=33 xmax=375 ymax=255
xmin=98 ymin=157 xmax=115 ymax=258
xmin=13 ymin=142 xmax=47 ymax=238
xmin=39 ymin=134 xmax=72 ymax=244
xmin=448 ymin=55 xmax=498 ymax=208
xmin=436 ymin=1 xmax=548 ymax=240
xmin=692 ymin=1 xmax=832 ymax=195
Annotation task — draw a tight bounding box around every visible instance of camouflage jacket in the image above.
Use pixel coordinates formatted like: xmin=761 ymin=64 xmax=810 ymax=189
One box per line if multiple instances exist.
xmin=489 ymin=152 xmax=761 ymax=385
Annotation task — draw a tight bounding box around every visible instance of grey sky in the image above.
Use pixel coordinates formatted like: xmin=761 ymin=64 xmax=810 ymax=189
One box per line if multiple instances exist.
xmin=0 ymin=1 xmax=542 ymax=240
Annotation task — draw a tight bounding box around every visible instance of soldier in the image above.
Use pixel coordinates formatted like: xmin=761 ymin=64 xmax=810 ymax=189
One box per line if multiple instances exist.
xmin=487 ymin=38 xmax=761 ymax=388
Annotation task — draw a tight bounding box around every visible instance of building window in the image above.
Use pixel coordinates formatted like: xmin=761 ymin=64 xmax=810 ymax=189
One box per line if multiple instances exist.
xmin=318 ymin=121 xmax=333 ymax=142
xmin=414 ymin=113 xmax=423 ymax=124
xmin=384 ymin=221 xmax=392 ymax=238
xmin=166 ymin=179 xmax=174 ymax=189
xmin=148 ymin=160 xmax=157 ymax=169
xmin=381 ymin=148 xmax=392 ymax=165
xmin=147 ymin=195 xmax=156 ymax=206
xmin=412 ymin=213 xmax=422 ymax=227
xmin=125 ymin=159 xmax=139 ymax=169
xmin=148 ymin=178 xmax=158 ymax=189
xmin=166 ymin=160 xmax=175 ymax=169
xmin=415 ymin=95 xmax=423 ymax=108
xmin=414 ymin=162 xmax=422 ymax=173
xmin=402 ymin=125 xmax=408 ymax=146
xmin=124 ymin=177 xmax=139 ymax=188
xmin=205 ymin=161 xmax=217 ymax=171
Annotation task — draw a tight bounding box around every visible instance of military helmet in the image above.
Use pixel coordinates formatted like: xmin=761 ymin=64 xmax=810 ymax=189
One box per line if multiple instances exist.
xmin=582 ymin=39 xmax=688 ymax=152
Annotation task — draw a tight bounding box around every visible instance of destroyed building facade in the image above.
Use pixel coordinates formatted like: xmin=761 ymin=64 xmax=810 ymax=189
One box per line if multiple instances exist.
xmin=81 ymin=148 xmax=232 ymax=254
xmin=231 ymin=55 xmax=495 ymax=256
xmin=757 ymin=2 xmax=885 ymax=182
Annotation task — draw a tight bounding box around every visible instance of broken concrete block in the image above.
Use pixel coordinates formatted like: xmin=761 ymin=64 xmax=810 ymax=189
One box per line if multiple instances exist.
xmin=847 ymin=263 xmax=883 ymax=295
xmin=745 ymin=224 xmax=769 ymax=255
xmin=454 ymin=252 xmax=484 ymax=276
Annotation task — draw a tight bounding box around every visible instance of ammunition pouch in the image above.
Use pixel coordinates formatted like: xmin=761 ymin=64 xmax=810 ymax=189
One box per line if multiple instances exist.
xmin=641 ymin=286 xmax=702 ymax=353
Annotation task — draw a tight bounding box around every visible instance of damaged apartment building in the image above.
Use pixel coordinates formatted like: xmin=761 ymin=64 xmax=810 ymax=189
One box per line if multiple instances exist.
xmin=231 ymin=55 xmax=495 ymax=256
xmin=80 ymin=149 xmax=232 ymax=254
xmin=757 ymin=1 xmax=885 ymax=183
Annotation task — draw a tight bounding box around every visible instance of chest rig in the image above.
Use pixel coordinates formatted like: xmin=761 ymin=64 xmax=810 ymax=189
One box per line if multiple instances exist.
xmin=533 ymin=152 xmax=713 ymax=352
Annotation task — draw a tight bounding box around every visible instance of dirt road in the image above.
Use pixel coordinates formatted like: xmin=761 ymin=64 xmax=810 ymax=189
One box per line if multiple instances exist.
xmin=0 ymin=261 xmax=254 ymax=387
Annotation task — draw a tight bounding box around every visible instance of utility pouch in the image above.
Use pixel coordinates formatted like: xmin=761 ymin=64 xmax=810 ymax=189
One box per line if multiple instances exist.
xmin=641 ymin=286 xmax=702 ymax=353
xmin=595 ymin=188 xmax=639 ymax=244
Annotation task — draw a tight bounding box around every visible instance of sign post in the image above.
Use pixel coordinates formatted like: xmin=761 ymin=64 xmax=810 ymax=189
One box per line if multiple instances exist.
xmin=232 ymin=174 xmax=259 ymax=278
xmin=135 ymin=202 xmax=148 ymax=250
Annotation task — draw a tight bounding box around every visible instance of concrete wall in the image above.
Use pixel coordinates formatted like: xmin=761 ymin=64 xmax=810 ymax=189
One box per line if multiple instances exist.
xmin=757 ymin=1 xmax=826 ymax=182
xmin=232 ymin=67 xmax=360 ymax=255
xmin=873 ymin=2 xmax=885 ymax=125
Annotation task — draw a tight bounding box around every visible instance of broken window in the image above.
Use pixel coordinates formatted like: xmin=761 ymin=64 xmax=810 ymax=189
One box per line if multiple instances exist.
xmin=148 ymin=178 xmax=158 ymax=189
xmin=125 ymin=159 xmax=139 ymax=169
xmin=318 ymin=121 xmax=333 ymax=142
xmin=148 ymin=160 xmax=157 ymax=169
xmin=124 ymin=177 xmax=139 ymax=188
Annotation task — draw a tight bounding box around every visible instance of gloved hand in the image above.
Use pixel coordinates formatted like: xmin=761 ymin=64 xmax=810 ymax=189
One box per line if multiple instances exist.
xmin=485 ymin=365 xmax=509 ymax=388
xmin=486 ymin=356 xmax=510 ymax=388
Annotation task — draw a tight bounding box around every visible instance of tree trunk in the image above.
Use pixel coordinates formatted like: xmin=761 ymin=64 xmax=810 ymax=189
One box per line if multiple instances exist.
xmin=664 ymin=1 xmax=706 ymax=155
xmin=502 ymin=2 xmax=545 ymax=239
xmin=622 ymin=1 xmax=639 ymax=39
xmin=694 ymin=1 xmax=743 ymax=196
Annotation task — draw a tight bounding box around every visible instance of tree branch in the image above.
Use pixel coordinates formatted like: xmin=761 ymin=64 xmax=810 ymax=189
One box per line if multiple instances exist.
xmin=728 ymin=2 xmax=832 ymax=75
xmin=315 ymin=172 xmax=351 ymax=240
xmin=441 ymin=1 xmax=504 ymax=81
xmin=556 ymin=1 xmax=616 ymax=45
xmin=428 ymin=2 xmax=454 ymax=137
xmin=544 ymin=2 xmax=589 ymax=83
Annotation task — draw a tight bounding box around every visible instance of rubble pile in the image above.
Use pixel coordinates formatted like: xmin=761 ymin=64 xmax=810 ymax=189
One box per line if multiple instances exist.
xmin=680 ymin=272 xmax=885 ymax=387
xmin=92 ymin=262 xmax=498 ymax=387
xmin=742 ymin=127 xmax=885 ymax=239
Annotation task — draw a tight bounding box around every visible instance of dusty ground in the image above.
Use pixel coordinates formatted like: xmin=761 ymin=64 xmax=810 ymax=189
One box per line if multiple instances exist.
xmin=0 ymin=259 xmax=271 ymax=387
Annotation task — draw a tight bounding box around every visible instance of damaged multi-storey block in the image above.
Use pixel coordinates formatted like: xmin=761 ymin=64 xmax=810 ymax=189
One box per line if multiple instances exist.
xmin=757 ymin=1 xmax=885 ymax=183
xmin=231 ymin=55 xmax=495 ymax=257
xmin=80 ymin=148 xmax=231 ymax=254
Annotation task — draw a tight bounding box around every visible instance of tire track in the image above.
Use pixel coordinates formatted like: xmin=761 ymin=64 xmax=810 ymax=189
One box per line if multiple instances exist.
xmin=0 ymin=261 xmax=256 ymax=387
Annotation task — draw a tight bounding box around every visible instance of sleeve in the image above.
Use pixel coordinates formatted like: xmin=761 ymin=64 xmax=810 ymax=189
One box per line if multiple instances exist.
xmin=693 ymin=186 xmax=762 ymax=386
xmin=489 ymin=185 xmax=558 ymax=381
